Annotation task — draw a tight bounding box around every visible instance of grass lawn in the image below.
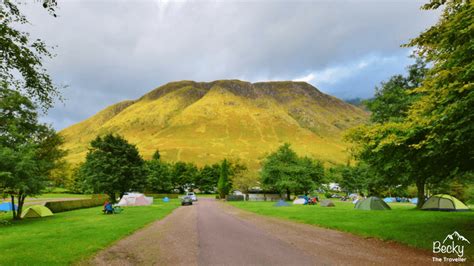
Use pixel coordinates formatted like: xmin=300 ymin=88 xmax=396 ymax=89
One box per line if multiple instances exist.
xmin=0 ymin=199 xmax=180 ymax=265
xmin=229 ymin=201 xmax=474 ymax=258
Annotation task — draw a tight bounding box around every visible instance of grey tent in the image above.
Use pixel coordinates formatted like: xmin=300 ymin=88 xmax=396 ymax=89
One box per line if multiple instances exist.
xmin=355 ymin=196 xmax=391 ymax=210
xmin=320 ymin=199 xmax=335 ymax=207
xmin=274 ymin=199 xmax=291 ymax=207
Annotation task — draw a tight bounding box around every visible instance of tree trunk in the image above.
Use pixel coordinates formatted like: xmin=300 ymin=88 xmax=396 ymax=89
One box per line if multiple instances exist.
xmin=11 ymin=195 xmax=17 ymax=220
xmin=286 ymin=188 xmax=291 ymax=201
xmin=416 ymin=180 xmax=425 ymax=209
xmin=17 ymin=194 xmax=26 ymax=220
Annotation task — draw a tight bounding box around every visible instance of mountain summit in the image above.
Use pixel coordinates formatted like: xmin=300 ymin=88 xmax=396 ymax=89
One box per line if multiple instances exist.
xmin=60 ymin=80 xmax=368 ymax=168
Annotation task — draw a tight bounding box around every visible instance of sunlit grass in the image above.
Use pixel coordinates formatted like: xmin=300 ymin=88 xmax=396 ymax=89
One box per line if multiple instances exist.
xmin=229 ymin=200 xmax=474 ymax=258
xmin=0 ymin=200 xmax=180 ymax=265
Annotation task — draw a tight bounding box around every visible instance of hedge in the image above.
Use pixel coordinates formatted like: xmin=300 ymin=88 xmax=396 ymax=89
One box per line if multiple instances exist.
xmin=145 ymin=193 xmax=179 ymax=199
xmin=45 ymin=197 xmax=107 ymax=213
xmin=226 ymin=195 xmax=245 ymax=201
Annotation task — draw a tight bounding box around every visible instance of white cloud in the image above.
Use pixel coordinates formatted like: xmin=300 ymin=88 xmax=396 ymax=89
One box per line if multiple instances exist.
xmin=293 ymin=54 xmax=398 ymax=85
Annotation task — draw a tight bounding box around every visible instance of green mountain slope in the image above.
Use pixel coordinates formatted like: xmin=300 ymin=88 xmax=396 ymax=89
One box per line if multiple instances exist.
xmin=60 ymin=80 xmax=368 ymax=168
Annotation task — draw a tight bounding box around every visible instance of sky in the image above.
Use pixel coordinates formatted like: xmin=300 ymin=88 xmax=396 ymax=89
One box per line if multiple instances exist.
xmin=19 ymin=0 xmax=440 ymax=130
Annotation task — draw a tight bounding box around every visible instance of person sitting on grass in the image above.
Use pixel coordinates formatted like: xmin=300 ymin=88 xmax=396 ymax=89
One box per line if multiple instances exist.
xmin=103 ymin=202 xmax=114 ymax=214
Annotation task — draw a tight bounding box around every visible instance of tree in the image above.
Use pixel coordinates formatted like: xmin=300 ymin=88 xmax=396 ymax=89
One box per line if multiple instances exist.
xmin=217 ymin=159 xmax=231 ymax=199
xmin=365 ymin=59 xmax=427 ymax=123
xmin=1 ymin=0 xmax=60 ymax=110
xmin=197 ymin=164 xmax=221 ymax=193
xmin=145 ymin=157 xmax=172 ymax=193
xmin=79 ymin=134 xmax=145 ymax=203
xmin=348 ymin=0 xmax=473 ymax=208
xmin=232 ymin=170 xmax=259 ymax=195
xmin=261 ymin=143 xmax=324 ymax=200
xmin=152 ymin=150 xmax=161 ymax=160
xmin=0 ymin=87 xmax=65 ymax=219
xmin=170 ymin=162 xmax=198 ymax=193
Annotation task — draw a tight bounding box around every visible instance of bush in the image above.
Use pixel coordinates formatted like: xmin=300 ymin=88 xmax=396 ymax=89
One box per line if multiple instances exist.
xmin=145 ymin=193 xmax=179 ymax=199
xmin=45 ymin=197 xmax=107 ymax=213
xmin=324 ymin=192 xmax=332 ymax=199
xmin=226 ymin=195 xmax=244 ymax=201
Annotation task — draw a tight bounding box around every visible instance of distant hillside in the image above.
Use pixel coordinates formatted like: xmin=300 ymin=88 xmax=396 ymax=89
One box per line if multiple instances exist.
xmin=60 ymin=80 xmax=369 ymax=169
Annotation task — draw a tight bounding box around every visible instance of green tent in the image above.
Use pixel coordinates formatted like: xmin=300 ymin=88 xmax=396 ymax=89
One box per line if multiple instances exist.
xmin=21 ymin=205 xmax=54 ymax=218
xmin=355 ymin=196 xmax=391 ymax=210
xmin=320 ymin=199 xmax=335 ymax=207
xmin=421 ymin=194 xmax=470 ymax=212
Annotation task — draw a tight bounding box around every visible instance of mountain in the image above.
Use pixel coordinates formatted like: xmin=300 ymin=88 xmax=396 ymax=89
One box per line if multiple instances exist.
xmin=60 ymin=80 xmax=368 ymax=169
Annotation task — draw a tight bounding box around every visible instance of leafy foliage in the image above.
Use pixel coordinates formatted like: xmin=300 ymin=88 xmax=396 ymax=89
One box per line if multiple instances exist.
xmin=217 ymin=159 xmax=231 ymax=199
xmin=79 ymin=134 xmax=145 ymax=203
xmin=261 ymin=143 xmax=324 ymax=199
xmin=0 ymin=0 xmax=60 ymax=110
xmin=348 ymin=0 xmax=473 ymax=208
xmin=0 ymin=87 xmax=65 ymax=219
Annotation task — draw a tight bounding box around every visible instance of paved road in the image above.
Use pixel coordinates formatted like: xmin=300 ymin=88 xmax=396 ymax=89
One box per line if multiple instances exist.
xmin=92 ymin=198 xmax=433 ymax=266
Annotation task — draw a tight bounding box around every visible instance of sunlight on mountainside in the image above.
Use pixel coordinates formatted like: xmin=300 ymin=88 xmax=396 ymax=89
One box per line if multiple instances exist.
xmin=60 ymin=80 xmax=368 ymax=169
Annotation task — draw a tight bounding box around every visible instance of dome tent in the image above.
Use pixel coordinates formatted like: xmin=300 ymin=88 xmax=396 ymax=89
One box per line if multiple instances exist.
xmin=421 ymin=194 xmax=470 ymax=212
xmin=21 ymin=205 xmax=53 ymax=218
xmin=117 ymin=193 xmax=153 ymax=207
xmin=355 ymin=197 xmax=391 ymax=211
xmin=320 ymin=199 xmax=335 ymax=207
xmin=274 ymin=199 xmax=291 ymax=207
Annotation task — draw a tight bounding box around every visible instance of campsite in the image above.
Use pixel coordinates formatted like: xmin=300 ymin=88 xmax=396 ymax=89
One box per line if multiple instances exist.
xmin=1 ymin=0 xmax=473 ymax=265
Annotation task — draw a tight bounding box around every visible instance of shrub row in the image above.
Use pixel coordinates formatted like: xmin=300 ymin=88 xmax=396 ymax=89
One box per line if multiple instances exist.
xmin=45 ymin=197 xmax=107 ymax=213
xmin=145 ymin=193 xmax=179 ymax=199
xmin=226 ymin=195 xmax=245 ymax=201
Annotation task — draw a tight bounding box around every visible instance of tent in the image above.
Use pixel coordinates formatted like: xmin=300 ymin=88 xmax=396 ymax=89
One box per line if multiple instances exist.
xmin=162 ymin=197 xmax=170 ymax=203
xmin=21 ymin=205 xmax=53 ymax=218
xmin=293 ymin=198 xmax=306 ymax=205
xmin=383 ymin=197 xmax=395 ymax=203
xmin=421 ymin=194 xmax=470 ymax=212
xmin=410 ymin=198 xmax=418 ymax=205
xmin=320 ymin=199 xmax=335 ymax=207
xmin=117 ymin=193 xmax=153 ymax=206
xmin=0 ymin=202 xmax=17 ymax=212
xmin=355 ymin=197 xmax=391 ymax=210
xmin=274 ymin=199 xmax=291 ymax=207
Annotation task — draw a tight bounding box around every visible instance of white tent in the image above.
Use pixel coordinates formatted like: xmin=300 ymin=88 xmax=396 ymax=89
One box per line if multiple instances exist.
xmin=293 ymin=198 xmax=306 ymax=205
xmin=117 ymin=193 xmax=153 ymax=206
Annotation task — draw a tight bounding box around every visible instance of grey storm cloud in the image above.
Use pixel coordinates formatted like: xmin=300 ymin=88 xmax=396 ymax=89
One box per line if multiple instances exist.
xmin=19 ymin=0 xmax=439 ymax=129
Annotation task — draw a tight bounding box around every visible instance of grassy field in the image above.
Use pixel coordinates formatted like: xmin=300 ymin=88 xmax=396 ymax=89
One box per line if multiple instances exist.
xmin=0 ymin=200 xmax=180 ymax=265
xmin=229 ymin=201 xmax=474 ymax=258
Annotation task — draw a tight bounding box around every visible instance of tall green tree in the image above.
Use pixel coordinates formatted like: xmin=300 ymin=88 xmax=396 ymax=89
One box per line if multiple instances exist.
xmin=170 ymin=162 xmax=198 ymax=193
xmin=145 ymin=152 xmax=172 ymax=193
xmin=197 ymin=164 xmax=221 ymax=193
xmin=348 ymin=0 xmax=473 ymax=208
xmin=0 ymin=87 xmax=65 ymax=219
xmin=261 ymin=143 xmax=324 ymax=200
xmin=79 ymin=134 xmax=145 ymax=203
xmin=217 ymin=159 xmax=231 ymax=199
xmin=365 ymin=59 xmax=427 ymax=123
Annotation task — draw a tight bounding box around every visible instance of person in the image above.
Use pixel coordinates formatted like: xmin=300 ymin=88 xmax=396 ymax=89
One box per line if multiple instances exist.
xmin=103 ymin=202 xmax=114 ymax=214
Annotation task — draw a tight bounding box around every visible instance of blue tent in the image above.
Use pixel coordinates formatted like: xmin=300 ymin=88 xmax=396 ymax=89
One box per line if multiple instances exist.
xmin=162 ymin=197 xmax=170 ymax=203
xmin=383 ymin=197 xmax=395 ymax=203
xmin=274 ymin=199 xmax=291 ymax=207
xmin=0 ymin=202 xmax=18 ymax=212
xmin=410 ymin=198 xmax=418 ymax=205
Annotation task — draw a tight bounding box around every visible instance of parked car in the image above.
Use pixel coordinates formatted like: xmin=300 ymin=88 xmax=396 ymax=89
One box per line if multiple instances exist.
xmin=181 ymin=196 xmax=193 ymax=206
xmin=186 ymin=192 xmax=197 ymax=201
